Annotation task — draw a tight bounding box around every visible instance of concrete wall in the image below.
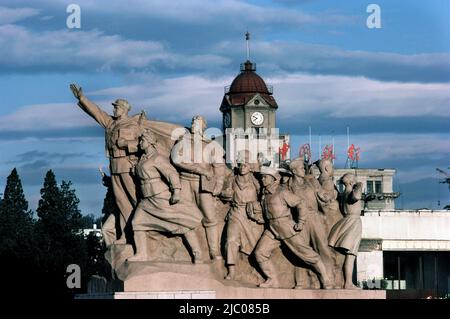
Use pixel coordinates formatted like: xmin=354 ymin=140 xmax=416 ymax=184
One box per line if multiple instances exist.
xmin=362 ymin=210 xmax=450 ymax=242
xmin=356 ymin=210 xmax=450 ymax=284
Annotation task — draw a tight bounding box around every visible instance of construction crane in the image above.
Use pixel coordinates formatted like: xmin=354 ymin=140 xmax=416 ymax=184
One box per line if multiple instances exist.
xmin=436 ymin=168 xmax=450 ymax=190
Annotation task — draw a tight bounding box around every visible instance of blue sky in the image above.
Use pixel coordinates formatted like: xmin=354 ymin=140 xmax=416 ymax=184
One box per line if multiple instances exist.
xmin=0 ymin=0 xmax=449 ymax=214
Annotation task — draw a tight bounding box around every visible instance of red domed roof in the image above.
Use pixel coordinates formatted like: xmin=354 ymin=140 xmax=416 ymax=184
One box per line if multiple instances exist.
xmin=220 ymin=60 xmax=278 ymax=110
xmin=229 ymin=63 xmax=270 ymax=94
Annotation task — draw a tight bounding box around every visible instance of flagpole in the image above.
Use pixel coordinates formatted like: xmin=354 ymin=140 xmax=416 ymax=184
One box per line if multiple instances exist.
xmin=332 ymin=131 xmax=335 ymax=164
xmin=319 ymin=135 xmax=322 ymax=159
xmin=309 ymin=126 xmax=312 ymax=148
xmin=245 ymin=31 xmax=250 ymax=61
xmin=347 ymin=126 xmax=350 ymax=151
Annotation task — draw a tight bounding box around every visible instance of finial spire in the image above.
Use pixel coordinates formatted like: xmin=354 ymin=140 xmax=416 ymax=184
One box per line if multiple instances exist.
xmin=245 ymin=31 xmax=250 ymax=61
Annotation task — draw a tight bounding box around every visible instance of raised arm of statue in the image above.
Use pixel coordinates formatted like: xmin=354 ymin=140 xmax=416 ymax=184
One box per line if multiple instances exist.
xmin=350 ymin=182 xmax=363 ymax=203
xmin=69 ymin=83 xmax=112 ymax=129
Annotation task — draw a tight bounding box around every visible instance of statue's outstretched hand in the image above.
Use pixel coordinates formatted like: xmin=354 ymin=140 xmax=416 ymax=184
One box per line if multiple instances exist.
xmin=70 ymin=83 xmax=83 ymax=100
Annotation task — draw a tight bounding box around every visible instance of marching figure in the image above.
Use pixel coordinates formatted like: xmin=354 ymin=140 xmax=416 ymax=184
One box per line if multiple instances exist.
xmin=171 ymin=115 xmax=226 ymax=260
xmin=328 ymin=173 xmax=363 ymax=289
xmin=315 ymin=159 xmax=343 ymax=232
xmin=221 ymin=150 xmax=264 ymax=280
xmin=128 ymin=130 xmax=204 ymax=263
xmin=253 ymin=166 xmax=332 ymax=289
xmin=288 ymin=158 xmax=334 ymax=288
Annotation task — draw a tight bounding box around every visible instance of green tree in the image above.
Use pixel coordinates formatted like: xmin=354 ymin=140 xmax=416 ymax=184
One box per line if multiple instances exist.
xmin=101 ymin=174 xmax=119 ymax=225
xmin=35 ymin=170 xmax=88 ymax=295
xmin=80 ymin=213 xmax=96 ymax=229
xmin=85 ymin=231 xmax=110 ymax=279
xmin=0 ymin=168 xmax=35 ymax=274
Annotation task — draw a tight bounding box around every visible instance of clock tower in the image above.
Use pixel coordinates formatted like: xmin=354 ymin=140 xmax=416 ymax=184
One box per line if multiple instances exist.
xmin=220 ymin=59 xmax=278 ymax=132
xmin=219 ymin=34 xmax=289 ymax=166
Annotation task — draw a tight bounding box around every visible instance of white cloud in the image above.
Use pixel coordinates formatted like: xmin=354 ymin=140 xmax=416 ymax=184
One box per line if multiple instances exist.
xmin=272 ymin=73 xmax=450 ymax=118
xmin=0 ymin=7 xmax=447 ymax=83
xmin=213 ymin=40 xmax=450 ymax=83
xmin=0 ymin=102 xmax=92 ymax=131
xmin=4 ymin=0 xmax=342 ymax=27
xmin=0 ymin=6 xmax=39 ymax=24
xmin=2 ymin=72 xmax=449 ymax=134
xmin=90 ymin=75 xmax=233 ymax=122
xmin=354 ymin=133 xmax=450 ymax=160
xmin=0 ymin=25 xmax=230 ymax=72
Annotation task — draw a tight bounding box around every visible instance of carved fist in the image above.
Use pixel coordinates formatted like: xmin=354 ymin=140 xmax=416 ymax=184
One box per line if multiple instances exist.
xmin=212 ymin=184 xmax=222 ymax=196
xmin=70 ymin=83 xmax=83 ymax=100
xmin=170 ymin=189 xmax=181 ymax=205
xmin=255 ymin=217 xmax=265 ymax=224
xmin=220 ymin=188 xmax=233 ymax=200
xmin=317 ymin=191 xmax=332 ymax=203
xmin=294 ymin=221 xmax=305 ymax=232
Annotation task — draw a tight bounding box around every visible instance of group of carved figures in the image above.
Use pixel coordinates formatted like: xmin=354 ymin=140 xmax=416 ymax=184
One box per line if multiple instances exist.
xmin=70 ymin=84 xmax=363 ymax=290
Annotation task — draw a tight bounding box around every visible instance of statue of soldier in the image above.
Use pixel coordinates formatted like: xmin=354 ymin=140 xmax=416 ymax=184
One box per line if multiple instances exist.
xmin=70 ymin=84 xmax=141 ymax=245
xmin=128 ymin=130 xmax=204 ymax=263
xmin=221 ymin=150 xmax=264 ymax=280
xmin=253 ymin=166 xmax=332 ymax=289
xmin=170 ymin=115 xmax=226 ymax=260
xmin=328 ymin=173 xmax=363 ymax=289
xmin=314 ymin=159 xmax=343 ymax=232
xmin=288 ymin=158 xmax=335 ymax=288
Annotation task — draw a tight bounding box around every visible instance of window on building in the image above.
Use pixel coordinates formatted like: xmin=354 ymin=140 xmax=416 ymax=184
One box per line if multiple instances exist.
xmin=383 ymin=251 xmax=450 ymax=298
xmin=367 ymin=180 xmax=383 ymax=193
xmin=375 ymin=180 xmax=382 ymax=193
xmin=367 ymin=181 xmax=374 ymax=193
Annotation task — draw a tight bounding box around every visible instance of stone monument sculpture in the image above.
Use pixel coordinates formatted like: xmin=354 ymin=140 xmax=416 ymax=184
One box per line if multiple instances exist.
xmin=128 ymin=130 xmax=204 ymax=263
xmin=221 ymin=150 xmax=264 ymax=280
xmin=70 ymin=84 xmax=141 ymax=246
xmin=287 ymin=158 xmax=335 ymax=288
xmin=253 ymin=166 xmax=332 ymax=289
xmin=328 ymin=173 xmax=363 ymax=289
xmin=170 ymin=115 xmax=226 ymax=261
xmin=315 ymin=159 xmax=343 ymax=232
xmin=69 ymin=85 xmax=373 ymax=297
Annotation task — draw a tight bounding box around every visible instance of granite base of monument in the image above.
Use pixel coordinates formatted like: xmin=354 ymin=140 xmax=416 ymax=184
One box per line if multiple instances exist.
xmin=76 ymin=259 xmax=386 ymax=299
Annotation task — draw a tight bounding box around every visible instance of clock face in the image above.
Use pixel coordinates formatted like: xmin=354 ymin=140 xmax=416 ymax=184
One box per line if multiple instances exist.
xmin=251 ymin=112 xmax=264 ymax=126
xmin=223 ymin=113 xmax=231 ymax=127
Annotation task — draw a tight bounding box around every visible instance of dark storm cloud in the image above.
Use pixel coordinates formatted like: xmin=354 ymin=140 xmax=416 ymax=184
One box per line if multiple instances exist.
xmin=19 ymin=159 xmax=51 ymax=170
xmin=10 ymin=150 xmax=87 ymax=165
xmin=0 ymin=126 xmax=103 ymax=140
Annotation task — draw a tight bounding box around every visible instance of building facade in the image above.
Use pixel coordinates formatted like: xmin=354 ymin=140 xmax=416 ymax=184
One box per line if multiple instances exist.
xmin=220 ymin=60 xmax=290 ymax=166
xmin=358 ymin=210 xmax=450 ymax=298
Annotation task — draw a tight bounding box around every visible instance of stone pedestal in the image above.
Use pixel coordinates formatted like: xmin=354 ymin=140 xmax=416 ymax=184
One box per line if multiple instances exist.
xmin=76 ymin=288 xmax=385 ymax=299
xmin=76 ymin=259 xmax=386 ymax=299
